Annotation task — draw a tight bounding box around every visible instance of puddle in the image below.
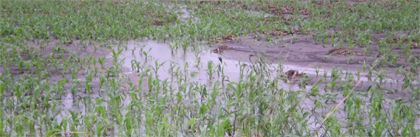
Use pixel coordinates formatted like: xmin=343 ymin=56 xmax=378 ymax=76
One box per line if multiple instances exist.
xmin=116 ymin=40 xmax=375 ymax=88
xmin=116 ymin=40 xmax=295 ymax=86
xmin=118 ymin=41 xmax=236 ymax=83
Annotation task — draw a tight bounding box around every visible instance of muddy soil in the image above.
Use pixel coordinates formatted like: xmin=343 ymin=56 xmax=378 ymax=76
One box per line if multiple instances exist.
xmin=208 ymin=32 xmax=420 ymax=130
xmin=210 ymin=34 xmax=419 ymax=99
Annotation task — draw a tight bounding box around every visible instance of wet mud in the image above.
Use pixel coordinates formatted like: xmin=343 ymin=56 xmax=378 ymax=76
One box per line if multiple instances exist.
xmin=207 ymin=33 xmax=420 ymax=131
xmin=210 ymin=34 xmax=419 ymax=99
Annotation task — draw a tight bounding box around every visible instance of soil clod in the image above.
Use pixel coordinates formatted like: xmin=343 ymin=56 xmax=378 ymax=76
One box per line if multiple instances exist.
xmin=152 ymin=20 xmax=164 ymax=26
xmin=213 ymin=45 xmax=235 ymax=53
xmin=411 ymin=43 xmax=419 ymax=49
xmin=285 ymin=70 xmax=305 ymax=79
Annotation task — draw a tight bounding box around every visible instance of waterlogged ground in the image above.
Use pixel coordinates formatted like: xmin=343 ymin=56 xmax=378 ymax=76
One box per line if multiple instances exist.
xmin=1 ymin=0 xmax=420 ymax=136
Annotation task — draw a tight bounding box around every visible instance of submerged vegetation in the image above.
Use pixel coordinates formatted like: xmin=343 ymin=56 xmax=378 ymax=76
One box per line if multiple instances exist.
xmin=1 ymin=0 xmax=420 ymax=136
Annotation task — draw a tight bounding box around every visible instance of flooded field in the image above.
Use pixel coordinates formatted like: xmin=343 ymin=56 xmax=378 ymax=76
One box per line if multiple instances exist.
xmin=1 ymin=0 xmax=420 ymax=136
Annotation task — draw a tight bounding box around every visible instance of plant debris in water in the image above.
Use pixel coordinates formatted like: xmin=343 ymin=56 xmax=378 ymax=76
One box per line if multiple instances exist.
xmin=327 ymin=48 xmax=364 ymax=56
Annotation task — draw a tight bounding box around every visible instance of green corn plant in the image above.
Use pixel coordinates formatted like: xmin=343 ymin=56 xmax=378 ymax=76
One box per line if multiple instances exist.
xmin=206 ymin=61 xmax=214 ymax=80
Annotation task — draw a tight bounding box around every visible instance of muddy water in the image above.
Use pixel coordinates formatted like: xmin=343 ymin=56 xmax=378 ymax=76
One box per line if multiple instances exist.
xmin=119 ymin=41 xmax=245 ymax=83
xmin=117 ymin=40 xmax=310 ymax=89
